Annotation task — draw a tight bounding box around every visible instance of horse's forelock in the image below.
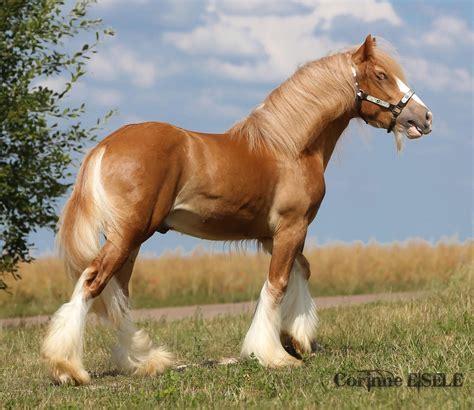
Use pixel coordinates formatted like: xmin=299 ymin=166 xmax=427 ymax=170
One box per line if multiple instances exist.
xmin=372 ymin=48 xmax=407 ymax=84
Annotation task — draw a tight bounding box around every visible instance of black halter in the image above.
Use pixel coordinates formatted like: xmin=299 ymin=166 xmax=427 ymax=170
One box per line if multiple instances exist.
xmin=354 ymin=76 xmax=415 ymax=133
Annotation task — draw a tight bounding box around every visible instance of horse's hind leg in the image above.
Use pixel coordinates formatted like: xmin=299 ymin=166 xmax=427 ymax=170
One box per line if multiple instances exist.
xmin=41 ymin=268 xmax=94 ymax=384
xmin=41 ymin=235 xmax=143 ymax=384
xmin=99 ymin=248 xmax=174 ymax=376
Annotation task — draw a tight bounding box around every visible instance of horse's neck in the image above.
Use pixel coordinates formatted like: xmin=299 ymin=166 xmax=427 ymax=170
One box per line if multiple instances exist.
xmin=305 ymin=113 xmax=352 ymax=170
xmin=286 ymin=61 xmax=356 ymax=156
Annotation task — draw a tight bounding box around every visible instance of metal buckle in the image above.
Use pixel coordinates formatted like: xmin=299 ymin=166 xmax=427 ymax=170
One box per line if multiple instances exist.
xmin=400 ymin=90 xmax=415 ymax=105
xmin=366 ymin=95 xmax=390 ymax=108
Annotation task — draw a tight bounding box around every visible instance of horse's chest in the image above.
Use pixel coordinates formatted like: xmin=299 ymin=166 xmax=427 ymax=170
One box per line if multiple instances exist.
xmin=269 ymin=166 xmax=326 ymax=224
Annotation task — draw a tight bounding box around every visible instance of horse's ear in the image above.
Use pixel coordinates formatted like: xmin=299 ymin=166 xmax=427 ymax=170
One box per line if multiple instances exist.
xmin=352 ymin=34 xmax=376 ymax=64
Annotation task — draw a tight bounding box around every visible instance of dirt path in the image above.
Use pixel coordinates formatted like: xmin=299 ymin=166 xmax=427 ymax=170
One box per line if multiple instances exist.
xmin=0 ymin=290 xmax=425 ymax=329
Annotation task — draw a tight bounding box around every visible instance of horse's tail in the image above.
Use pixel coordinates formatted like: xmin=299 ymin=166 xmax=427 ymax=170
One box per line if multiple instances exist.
xmin=57 ymin=145 xmax=119 ymax=278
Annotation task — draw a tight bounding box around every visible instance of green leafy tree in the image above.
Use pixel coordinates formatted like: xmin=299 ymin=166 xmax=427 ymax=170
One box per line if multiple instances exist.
xmin=0 ymin=0 xmax=114 ymax=290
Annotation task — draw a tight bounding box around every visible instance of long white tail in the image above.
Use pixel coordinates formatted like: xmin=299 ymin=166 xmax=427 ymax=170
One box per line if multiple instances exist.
xmin=57 ymin=145 xmax=121 ymax=277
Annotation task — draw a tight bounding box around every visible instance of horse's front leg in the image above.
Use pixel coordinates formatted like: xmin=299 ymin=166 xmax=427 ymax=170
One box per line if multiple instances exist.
xmin=280 ymin=253 xmax=318 ymax=356
xmin=241 ymin=223 xmax=307 ymax=367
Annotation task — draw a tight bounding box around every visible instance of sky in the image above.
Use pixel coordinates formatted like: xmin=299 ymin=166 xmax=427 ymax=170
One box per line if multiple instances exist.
xmin=31 ymin=0 xmax=473 ymax=256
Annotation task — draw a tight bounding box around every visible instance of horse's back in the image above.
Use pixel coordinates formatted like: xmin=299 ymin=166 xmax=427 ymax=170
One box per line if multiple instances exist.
xmin=100 ymin=121 xmax=188 ymax=154
xmin=89 ymin=121 xmax=276 ymax=240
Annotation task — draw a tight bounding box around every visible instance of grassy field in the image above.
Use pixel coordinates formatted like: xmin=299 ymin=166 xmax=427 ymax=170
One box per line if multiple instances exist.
xmin=0 ymin=240 xmax=472 ymax=318
xmin=0 ymin=265 xmax=471 ymax=408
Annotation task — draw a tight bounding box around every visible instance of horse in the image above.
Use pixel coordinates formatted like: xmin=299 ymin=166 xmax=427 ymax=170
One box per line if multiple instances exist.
xmin=41 ymin=35 xmax=432 ymax=384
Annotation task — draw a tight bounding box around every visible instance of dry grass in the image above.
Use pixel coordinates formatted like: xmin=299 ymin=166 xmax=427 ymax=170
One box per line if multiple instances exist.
xmin=0 ymin=239 xmax=472 ymax=318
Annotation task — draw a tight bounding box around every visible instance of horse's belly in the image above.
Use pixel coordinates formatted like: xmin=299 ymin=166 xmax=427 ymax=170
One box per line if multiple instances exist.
xmin=164 ymin=208 xmax=266 ymax=240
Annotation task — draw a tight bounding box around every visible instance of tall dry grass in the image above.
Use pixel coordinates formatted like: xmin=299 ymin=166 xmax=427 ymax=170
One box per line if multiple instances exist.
xmin=0 ymin=239 xmax=472 ymax=318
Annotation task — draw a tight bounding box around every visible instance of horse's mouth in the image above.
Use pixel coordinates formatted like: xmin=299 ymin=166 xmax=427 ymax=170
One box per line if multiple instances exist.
xmin=406 ymin=121 xmax=424 ymax=139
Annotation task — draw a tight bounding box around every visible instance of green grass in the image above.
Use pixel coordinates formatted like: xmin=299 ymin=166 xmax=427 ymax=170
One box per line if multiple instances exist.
xmin=0 ymin=269 xmax=472 ymax=408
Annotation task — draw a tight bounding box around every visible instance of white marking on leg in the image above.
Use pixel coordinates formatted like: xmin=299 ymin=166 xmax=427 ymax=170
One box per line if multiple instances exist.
xmin=281 ymin=261 xmax=318 ymax=354
xmin=241 ymin=281 xmax=299 ymax=366
xmin=101 ymin=278 xmax=174 ymax=375
xmin=41 ymin=269 xmax=93 ymax=384
xmin=395 ymin=77 xmax=426 ymax=107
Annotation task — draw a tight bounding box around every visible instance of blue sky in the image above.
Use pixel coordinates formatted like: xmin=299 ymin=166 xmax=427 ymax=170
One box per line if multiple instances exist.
xmin=32 ymin=0 xmax=473 ymax=255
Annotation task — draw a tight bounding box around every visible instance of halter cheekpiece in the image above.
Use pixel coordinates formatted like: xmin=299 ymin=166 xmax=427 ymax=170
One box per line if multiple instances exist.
xmin=353 ymin=68 xmax=415 ymax=133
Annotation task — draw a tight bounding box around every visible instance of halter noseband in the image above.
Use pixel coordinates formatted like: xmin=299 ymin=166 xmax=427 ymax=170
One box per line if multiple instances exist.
xmin=353 ymin=69 xmax=415 ymax=133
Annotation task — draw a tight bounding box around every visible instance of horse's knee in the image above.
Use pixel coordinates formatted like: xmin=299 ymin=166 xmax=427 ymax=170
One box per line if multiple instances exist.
xmin=267 ymin=275 xmax=289 ymax=302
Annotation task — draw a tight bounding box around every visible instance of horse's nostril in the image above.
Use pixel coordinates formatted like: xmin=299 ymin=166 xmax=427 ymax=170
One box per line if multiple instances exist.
xmin=426 ymin=111 xmax=433 ymax=122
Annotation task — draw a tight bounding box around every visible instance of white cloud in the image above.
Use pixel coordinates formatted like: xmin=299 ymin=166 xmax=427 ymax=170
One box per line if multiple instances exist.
xmin=297 ymin=0 xmax=402 ymax=29
xmin=92 ymin=88 xmax=123 ymax=106
xmin=33 ymin=76 xmax=68 ymax=93
xmin=31 ymin=76 xmax=123 ymax=107
xmin=416 ymin=16 xmax=474 ymax=48
xmin=207 ymin=0 xmax=402 ymax=25
xmin=163 ymin=24 xmax=263 ymax=57
xmin=206 ymin=0 xmax=303 ymax=16
xmin=88 ymin=45 xmax=156 ymax=87
xmin=95 ymin=0 xmax=149 ymax=8
xmin=66 ymin=83 xmax=124 ymax=107
xmin=87 ymin=54 xmax=117 ymax=80
xmin=194 ymin=88 xmax=245 ymax=120
xmin=162 ymin=0 xmax=402 ymax=82
xmin=403 ymin=56 xmax=473 ymax=94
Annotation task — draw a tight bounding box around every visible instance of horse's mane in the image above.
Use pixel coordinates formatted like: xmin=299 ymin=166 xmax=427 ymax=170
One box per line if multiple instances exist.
xmin=228 ymin=45 xmax=407 ymax=157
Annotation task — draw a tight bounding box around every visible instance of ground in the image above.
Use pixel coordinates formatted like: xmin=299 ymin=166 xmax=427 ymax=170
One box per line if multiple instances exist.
xmin=0 ymin=267 xmax=471 ymax=408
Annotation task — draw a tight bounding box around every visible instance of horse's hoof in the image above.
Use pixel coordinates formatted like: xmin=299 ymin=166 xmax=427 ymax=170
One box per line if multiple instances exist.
xmin=280 ymin=331 xmax=316 ymax=358
xmin=253 ymin=350 xmax=303 ymax=368
xmin=270 ymin=355 xmax=303 ymax=368
xmin=115 ymin=346 xmax=175 ymax=377
xmin=45 ymin=358 xmax=91 ymax=385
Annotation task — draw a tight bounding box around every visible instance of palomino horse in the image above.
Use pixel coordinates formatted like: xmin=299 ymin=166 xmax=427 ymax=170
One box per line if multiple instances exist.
xmin=42 ymin=35 xmax=432 ymax=384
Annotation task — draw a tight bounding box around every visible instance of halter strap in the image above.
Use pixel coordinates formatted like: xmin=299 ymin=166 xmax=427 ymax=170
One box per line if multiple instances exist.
xmin=352 ymin=68 xmax=415 ymax=133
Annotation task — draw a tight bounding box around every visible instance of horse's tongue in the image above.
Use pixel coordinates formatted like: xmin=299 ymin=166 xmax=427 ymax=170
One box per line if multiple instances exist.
xmin=407 ymin=125 xmax=422 ymax=139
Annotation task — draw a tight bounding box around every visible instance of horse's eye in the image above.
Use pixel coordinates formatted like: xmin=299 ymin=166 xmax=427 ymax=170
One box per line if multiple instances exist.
xmin=376 ymin=72 xmax=387 ymax=80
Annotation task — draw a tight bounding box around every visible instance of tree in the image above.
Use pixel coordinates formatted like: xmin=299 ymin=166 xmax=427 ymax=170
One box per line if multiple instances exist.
xmin=0 ymin=0 xmax=113 ymax=290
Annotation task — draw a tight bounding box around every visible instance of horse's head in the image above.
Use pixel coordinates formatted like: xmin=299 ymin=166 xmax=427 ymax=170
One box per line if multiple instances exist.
xmin=351 ymin=35 xmax=432 ymax=148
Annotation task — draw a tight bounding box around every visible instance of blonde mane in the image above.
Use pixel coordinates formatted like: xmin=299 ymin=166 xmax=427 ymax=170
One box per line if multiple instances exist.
xmin=228 ymin=46 xmax=407 ymax=157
